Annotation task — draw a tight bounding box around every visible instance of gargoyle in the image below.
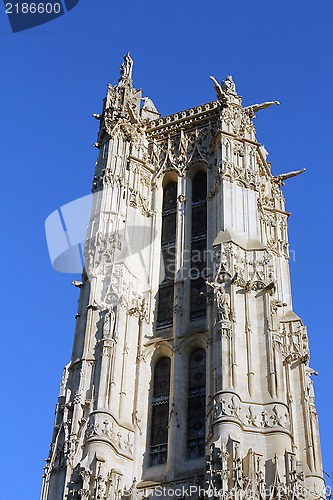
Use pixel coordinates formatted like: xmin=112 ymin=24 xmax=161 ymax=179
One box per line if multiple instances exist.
xmin=273 ymin=168 xmax=306 ymax=186
xmin=244 ymin=101 xmax=280 ymax=118
xmin=71 ymin=280 xmax=83 ymax=288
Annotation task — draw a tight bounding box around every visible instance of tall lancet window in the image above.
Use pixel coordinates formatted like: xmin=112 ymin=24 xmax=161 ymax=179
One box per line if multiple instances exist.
xmin=187 ymin=349 xmax=206 ymax=459
xmin=157 ymin=181 xmax=177 ymax=328
xmin=150 ymin=357 xmax=171 ymax=466
xmin=190 ymin=171 xmax=207 ymax=320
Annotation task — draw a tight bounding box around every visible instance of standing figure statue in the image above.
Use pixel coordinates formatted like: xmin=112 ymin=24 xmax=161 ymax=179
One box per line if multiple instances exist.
xmin=206 ymin=276 xmax=231 ymax=322
xmin=120 ymin=52 xmax=133 ymax=79
xmin=103 ymin=307 xmax=116 ymax=339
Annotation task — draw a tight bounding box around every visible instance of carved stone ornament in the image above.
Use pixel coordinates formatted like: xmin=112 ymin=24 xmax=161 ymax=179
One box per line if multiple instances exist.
xmin=85 ymin=413 xmax=134 ymax=458
xmin=151 ymin=125 xmax=216 ymax=180
xmin=213 ymin=391 xmax=290 ymax=430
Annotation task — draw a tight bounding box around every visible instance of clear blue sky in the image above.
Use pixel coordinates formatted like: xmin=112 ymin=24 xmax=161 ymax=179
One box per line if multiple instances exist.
xmin=1 ymin=1 xmax=332 ymax=497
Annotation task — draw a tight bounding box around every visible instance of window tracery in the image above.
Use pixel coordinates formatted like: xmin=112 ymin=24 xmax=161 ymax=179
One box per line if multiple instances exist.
xmin=150 ymin=357 xmax=171 ymax=466
xmin=187 ymin=349 xmax=206 ymax=459
xmin=190 ymin=171 xmax=207 ymax=320
xmin=157 ymin=181 xmax=177 ymax=327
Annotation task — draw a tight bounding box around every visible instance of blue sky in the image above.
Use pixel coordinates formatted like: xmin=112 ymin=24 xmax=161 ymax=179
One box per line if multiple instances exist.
xmin=1 ymin=1 xmax=333 ymax=497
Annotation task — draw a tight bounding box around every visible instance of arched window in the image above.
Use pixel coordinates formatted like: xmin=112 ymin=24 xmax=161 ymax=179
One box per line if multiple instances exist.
xmin=190 ymin=171 xmax=207 ymax=320
xmin=187 ymin=349 xmax=206 ymax=459
xmin=157 ymin=181 xmax=177 ymax=327
xmin=150 ymin=357 xmax=171 ymax=466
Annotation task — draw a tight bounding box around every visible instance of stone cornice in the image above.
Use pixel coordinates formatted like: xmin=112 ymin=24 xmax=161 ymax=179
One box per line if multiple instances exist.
xmin=262 ymin=205 xmax=291 ymax=217
xmin=146 ymin=99 xmax=223 ymax=135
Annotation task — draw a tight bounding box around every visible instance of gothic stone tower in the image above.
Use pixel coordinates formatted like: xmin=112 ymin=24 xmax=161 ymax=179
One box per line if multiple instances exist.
xmin=41 ymin=55 xmax=325 ymax=500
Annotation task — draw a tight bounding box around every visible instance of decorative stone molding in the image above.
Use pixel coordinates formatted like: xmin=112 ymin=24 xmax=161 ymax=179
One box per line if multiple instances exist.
xmin=68 ymin=462 xmax=126 ymax=500
xmin=213 ymin=391 xmax=291 ymax=431
xmin=151 ymin=125 xmax=217 ymax=179
xmin=85 ymin=411 xmax=134 ymax=459
xmin=128 ymin=188 xmax=155 ymax=217
xmin=128 ymin=296 xmax=149 ymax=323
xmin=214 ymin=242 xmax=275 ymax=294
xmin=280 ymin=322 xmax=310 ymax=364
xmin=147 ymin=100 xmax=222 ymax=136
xmin=221 ymin=105 xmax=256 ymax=140
xmin=258 ymin=205 xmax=290 ymax=259
xmin=258 ymin=174 xmax=286 ymax=213
xmin=207 ymin=444 xmax=306 ymax=500
xmin=218 ymin=156 xmax=258 ymax=190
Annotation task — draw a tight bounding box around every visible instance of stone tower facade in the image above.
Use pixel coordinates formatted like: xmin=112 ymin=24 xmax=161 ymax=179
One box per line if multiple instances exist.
xmin=41 ymin=55 xmax=325 ymax=500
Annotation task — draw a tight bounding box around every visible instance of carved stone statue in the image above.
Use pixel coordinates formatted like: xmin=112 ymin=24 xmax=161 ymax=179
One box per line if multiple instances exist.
xmin=120 ymin=52 xmax=133 ymax=80
xmin=132 ymin=410 xmax=142 ymax=434
xmin=305 ymin=366 xmax=318 ymax=404
xmin=221 ymin=75 xmax=237 ymax=95
xmin=206 ymin=276 xmax=231 ymax=322
xmin=103 ymin=308 xmax=116 ymax=338
xmin=210 ymin=75 xmax=237 ymax=99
